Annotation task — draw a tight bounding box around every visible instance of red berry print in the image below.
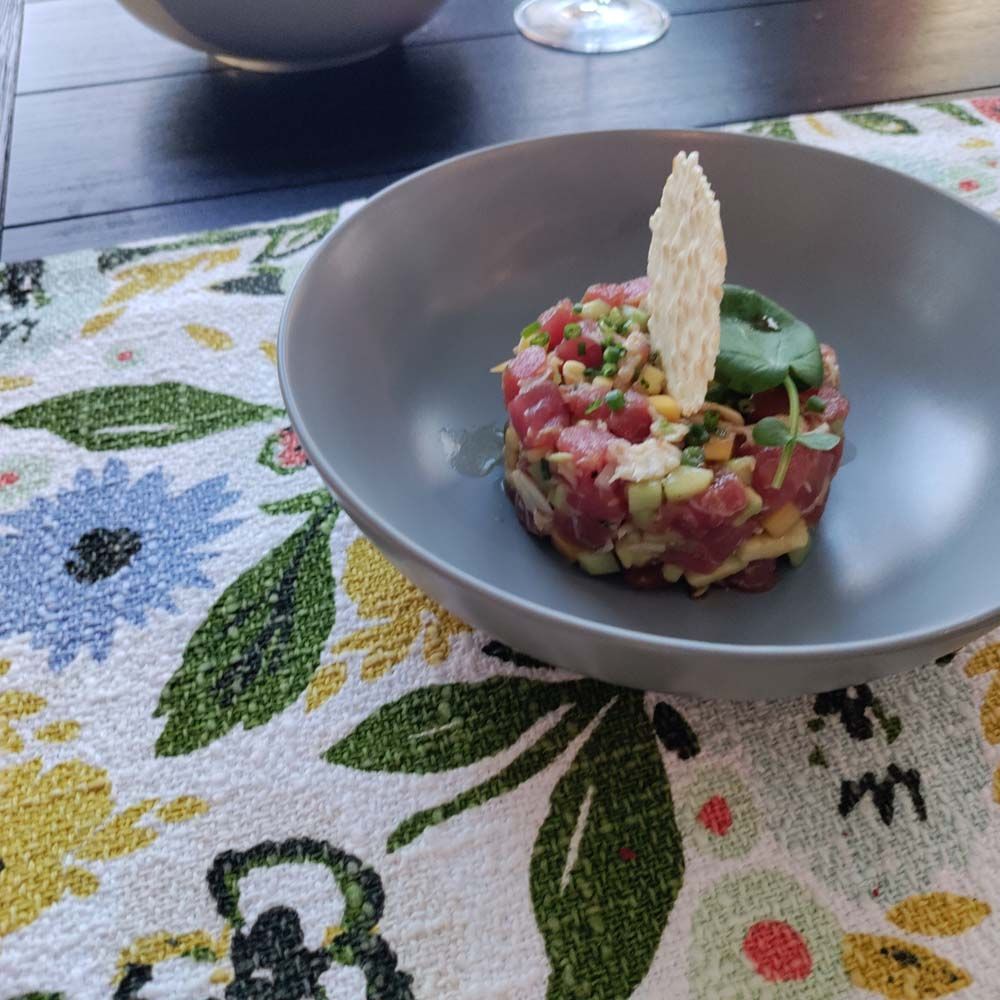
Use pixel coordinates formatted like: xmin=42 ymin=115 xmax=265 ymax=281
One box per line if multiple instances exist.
xmin=618 ymin=847 xmax=636 ymax=862
xmin=742 ymin=920 xmax=813 ymax=982
xmin=0 ymin=470 xmax=19 ymax=488
xmin=958 ymin=179 xmax=980 ymax=192
xmin=117 ymin=350 xmax=134 ymax=362
xmin=697 ymin=795 xmax=733 ymax=837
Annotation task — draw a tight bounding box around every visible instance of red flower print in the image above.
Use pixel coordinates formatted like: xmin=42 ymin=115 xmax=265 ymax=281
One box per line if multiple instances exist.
xmin=742 ymin=919 xmax=813 ymax=982
xmin=696 ymin=795 xmax=733 ymax=837
xmin=971 ymin=97 xmax=1000 ymax=124
xmin=958 ymin=179 xmax=980 ymax=193
xmin=276 ymin=428 xmax=309 ymax=469
xmin=0 ymin=470 xmax=20 ymax=489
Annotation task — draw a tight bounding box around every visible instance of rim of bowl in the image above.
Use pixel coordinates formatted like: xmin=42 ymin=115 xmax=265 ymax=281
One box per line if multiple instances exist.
xmin=278 ymin=127 xmax=1000 ymax=663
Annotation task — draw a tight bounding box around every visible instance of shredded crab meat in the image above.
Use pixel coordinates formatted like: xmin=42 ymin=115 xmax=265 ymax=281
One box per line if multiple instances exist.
xmin=614 ymin=331 xmax=651 ymax=390
xmin=608 ymin=437 xmax=682 ymax=483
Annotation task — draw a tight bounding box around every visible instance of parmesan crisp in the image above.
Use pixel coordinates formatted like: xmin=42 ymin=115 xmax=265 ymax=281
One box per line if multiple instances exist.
xmin=646 ymin=151 xmax=727 ymax=415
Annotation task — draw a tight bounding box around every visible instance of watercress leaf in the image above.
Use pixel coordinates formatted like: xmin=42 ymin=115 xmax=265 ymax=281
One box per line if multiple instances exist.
xmin=797 ymin=430 xmax=841 ymax=451
xmin=752 ymin=417 xmax=792 ymax=448
xmin=716 ymin=285 xmax=824 ymax=393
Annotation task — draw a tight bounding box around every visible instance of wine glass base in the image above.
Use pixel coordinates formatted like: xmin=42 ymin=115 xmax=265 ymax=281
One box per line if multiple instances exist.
xmin=514 ymin=0 xmax=670 ymax=53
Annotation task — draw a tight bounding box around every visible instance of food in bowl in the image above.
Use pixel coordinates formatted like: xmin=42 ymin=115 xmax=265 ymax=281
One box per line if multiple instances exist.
xmin=499 ymin=153 xmax=848 ymax=593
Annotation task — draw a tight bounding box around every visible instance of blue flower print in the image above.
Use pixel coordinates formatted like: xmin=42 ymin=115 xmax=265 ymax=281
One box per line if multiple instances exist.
xmin=0 ymin=458 xmax=240 ymax=670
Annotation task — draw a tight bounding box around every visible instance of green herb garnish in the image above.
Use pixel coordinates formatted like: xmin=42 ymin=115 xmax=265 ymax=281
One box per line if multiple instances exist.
xmin=528 ymin=330 xmax=550 ymax=348
xmin=600 ymin=362 xmax=618 ymax=377
xmin=563 ymin=323 xmax=582 ymax=339
xmin=603 ymin=343 xmax=625 ymax=365
xmin=605 ymin=389 xmax=626 ymax=412
xmin=572 ymin=303 xmax=583 ymax=315
xmin=584 ymin=398 xmax=603 ymax=415
xmin=681 ymin=446 xmax=705 ymax=467
xmin=685 ymin=424 xmax=710 ymax=447
xmin=715 ymin=286 xmax=823 ymax=395
xmin=752 ymin=375 xmax=840 ymax=487
xmin=806 ymin=395 xmax=827 ymax=413
xmin=577 ymin=342 xmax=587 ymax=357
xmin=702 ymin=409 xmax=720 ymax=433
xmin=520 ymin=321 xmax=542 ymax=340
xmin=540 ymin=458 xmax=551 ymax=480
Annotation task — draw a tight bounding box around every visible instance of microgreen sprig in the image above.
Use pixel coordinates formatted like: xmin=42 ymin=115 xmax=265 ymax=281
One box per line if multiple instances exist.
xmin=752 ymin=375 xmax=840 ymax=488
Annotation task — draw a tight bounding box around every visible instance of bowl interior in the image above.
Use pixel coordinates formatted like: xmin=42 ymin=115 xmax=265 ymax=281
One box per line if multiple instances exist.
xmin=282 ymin=130 xmax=1000 ymax=651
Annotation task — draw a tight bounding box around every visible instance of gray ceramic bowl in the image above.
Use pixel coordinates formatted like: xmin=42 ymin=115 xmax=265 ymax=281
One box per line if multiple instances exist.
xmin=279 ymin=130 xmax=1000 ymax=698
xmin=117 ymin=0 xmax=446 ymax=72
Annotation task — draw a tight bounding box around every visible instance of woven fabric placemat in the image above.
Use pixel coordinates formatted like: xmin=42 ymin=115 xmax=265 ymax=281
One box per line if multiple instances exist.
xmin=1 ymin=97 xmax=1000 ymax=1000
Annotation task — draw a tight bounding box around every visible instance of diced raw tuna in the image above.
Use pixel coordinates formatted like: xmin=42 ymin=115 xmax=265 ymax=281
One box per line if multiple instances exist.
xmin=537 ymin=299 xmax=576 ymax=349
xmin=582 ymin=277 xmax=650 ymax=307
xmin=503 ymin=345 xmax=547 ymax=403
xmin=508 ymin=380 xmax=568 ymax=450
xmin=557 ymin=424 xmax=616 ymax=473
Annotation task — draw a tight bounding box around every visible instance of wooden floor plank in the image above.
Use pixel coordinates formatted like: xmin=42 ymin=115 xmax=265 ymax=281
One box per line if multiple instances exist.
xmin=20 ymin=0 xmax=809 ymax=93
xmin=8 ymin=0 xmax=1000 ymax=232
xmin=0 ymin=0 xmax=24 ymax=255
xmin=1 ymin=172 xmax=400 ymax=259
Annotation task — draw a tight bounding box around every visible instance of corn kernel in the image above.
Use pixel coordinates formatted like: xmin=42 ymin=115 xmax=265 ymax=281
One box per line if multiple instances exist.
xmin=637 ymin=364 xmax=665 ymax=395
xmin=703 ymin=435 xmax=735 ymax=463
xmin=650 ymin=394 xmax=682 ymax=421
xmin=562 ymin=359 xmax=586 ymax=385
xmin=579 ymin=298 xmax=611 ymax=320
xmin=763 ymin=502 xmax=801 ymax=538
xmin=591 ymin=376 xmax=614 ymax=390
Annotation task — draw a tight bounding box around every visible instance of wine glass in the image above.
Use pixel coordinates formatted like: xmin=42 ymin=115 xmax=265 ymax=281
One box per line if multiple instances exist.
xmin=514 ymin=0 xmax=670 ymax=54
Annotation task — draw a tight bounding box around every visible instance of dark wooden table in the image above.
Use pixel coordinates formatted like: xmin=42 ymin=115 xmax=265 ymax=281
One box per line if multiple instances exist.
xmin=2 ymin=0 xmax=1000 ymax=260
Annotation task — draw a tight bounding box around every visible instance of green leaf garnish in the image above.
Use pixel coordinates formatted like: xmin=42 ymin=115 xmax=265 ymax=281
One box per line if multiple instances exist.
xmin=584 ymin=398 xmax=602 ymax=415
xmin=797 ymin=430 xmax=841 ymax=451
xmin=752 ymin=377 xmax=840 ymax=487
xmin=715 ymin=285 xmax=824 ymax=394
xmin=521 ymin=321 xmax=541 ymax=339
xmin=752 ymin=417 xmax=792 ymax=448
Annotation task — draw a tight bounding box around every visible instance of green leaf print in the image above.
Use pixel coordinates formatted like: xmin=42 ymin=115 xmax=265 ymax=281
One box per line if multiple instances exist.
xmin=531 ymin=692 xmax=683 ymax=1000
xmin=261 ymin=489 xmax=333 ymax=516
xmin=841 ymin=111 xmax=918 ymax=135
xmin=747 ymin=118 xmax=797 ymax=140
xmin=922 ymin=101 xmax=984 ymax=125
xmin=154 ymin=500 xmax=338 ymax=755
xmin=1 ymin=383 xmax=284 ymax=450
xmin=326 ymin=676 xmax=585 ymax=774
xmin=212 ymin=264 xmax=285 ymax=296
xmin=388 ymin=690 xmax=609 ymax=852
xmin=96 ymin=211 xmax=338 ymax=273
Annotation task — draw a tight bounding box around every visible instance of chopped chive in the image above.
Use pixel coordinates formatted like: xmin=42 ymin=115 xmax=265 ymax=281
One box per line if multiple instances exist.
xmin=520 ymin=321 xmax=541 ymax=339
xmin=584 ymin=367 xmax=602 ymax=377
xmin=577 ymin=341 xmax=587 ymax=357
xmin=703 ymin=410 xmax=720 ymax=433
xmin=603 ymin=344 xmax=625 ymax=365
xmin=528 ymin=330 xmax=550 ymax=348
xmin=681 ymin=446 xmax=705 ymax=467
xmin=572 ymin=303 xmax=584 ymax=315
xmin=605 ymin=389 xmax=626 ymax=411
xmin=584 ymin=398 xmax=603 ymax=415
xmin=600 ymin=362 xmax=618 ymax=377
xmin=806 ymin=396 xmax=827 ymax=413
xmin=540 ymin=458 xmax=551 ymax=480
xmin=563 ymin=323 xmax=582 ymax=339
xmin=686 ymin=424 xmax=710 ymax=446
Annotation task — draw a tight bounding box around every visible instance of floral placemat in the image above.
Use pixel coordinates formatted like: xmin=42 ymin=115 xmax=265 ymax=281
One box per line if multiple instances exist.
xmin=1 ymin=97 xmax=1000 ymax=1000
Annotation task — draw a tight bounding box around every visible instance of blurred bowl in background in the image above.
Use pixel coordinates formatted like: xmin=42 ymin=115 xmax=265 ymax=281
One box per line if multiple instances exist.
xmin=116 ymin=0 xmax=448 ymax=72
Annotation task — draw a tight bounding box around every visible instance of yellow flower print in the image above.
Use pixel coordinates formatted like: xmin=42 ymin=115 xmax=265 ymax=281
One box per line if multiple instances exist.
xmin=0 ymin=755 xmax=209 ymax=938
xmin=82 ymin=248 xmax=241 ymax=337
xmin=306 ymin=538 xmax=468 ymax=709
